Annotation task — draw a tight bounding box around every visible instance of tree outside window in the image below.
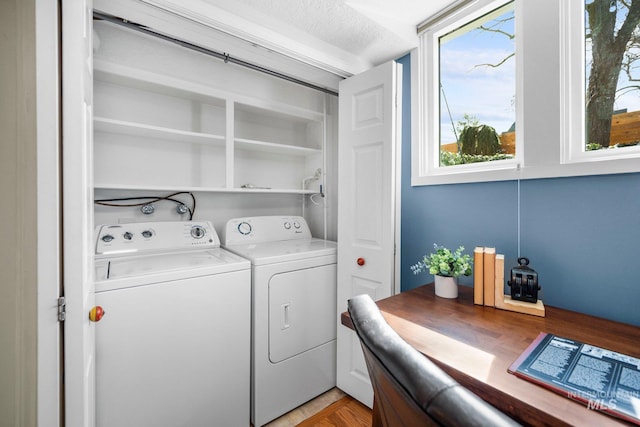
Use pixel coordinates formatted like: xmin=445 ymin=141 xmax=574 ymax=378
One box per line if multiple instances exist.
xmin=585 ymin=0 xmax=640 ymax=151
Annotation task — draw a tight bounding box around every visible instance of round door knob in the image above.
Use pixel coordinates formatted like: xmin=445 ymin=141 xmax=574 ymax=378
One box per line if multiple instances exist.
xmin=357 ymin=257 xmax=365 ymax=266
xmin=89 ymin=306 xmax=105 ymax=322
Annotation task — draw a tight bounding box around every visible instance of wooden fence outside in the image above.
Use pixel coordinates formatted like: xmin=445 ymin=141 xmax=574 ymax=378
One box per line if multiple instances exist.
xmin=441 ymin=111 xmax=640 ymax=154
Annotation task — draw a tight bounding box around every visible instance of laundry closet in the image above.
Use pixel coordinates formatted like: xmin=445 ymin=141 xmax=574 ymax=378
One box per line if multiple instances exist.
xmin=89 ymin=1 xmax=342 ymax=426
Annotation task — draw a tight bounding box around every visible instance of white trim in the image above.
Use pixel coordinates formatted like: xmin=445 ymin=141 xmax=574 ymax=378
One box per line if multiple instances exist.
xmin=394 ymin=60 xmax=403 ymax=295
xmin=36 ymin=0 xmax=61 ymax=424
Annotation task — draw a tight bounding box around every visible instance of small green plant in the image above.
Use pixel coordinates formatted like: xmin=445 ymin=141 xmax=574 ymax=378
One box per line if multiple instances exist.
xmin=410 ymin=244 xmax=472 ymax=278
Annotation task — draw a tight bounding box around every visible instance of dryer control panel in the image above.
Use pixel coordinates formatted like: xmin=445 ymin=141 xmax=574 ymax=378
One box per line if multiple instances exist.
xmin=95 ymin=221 xmax=220 ymax=255
xmin=223 ymin=216 xmax=312 ymax=245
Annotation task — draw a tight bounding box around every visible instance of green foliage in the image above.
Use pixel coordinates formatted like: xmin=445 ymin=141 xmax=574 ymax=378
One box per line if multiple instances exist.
xmin=459 ymin=124 xmax=502 ymax=155
xmin=440 ymin=151 xmax=513 ymax=166
xmin=586 ymin=142 xmax=604 ymax=151
xmin=410 ymin=244 xmax=472 ymax=278
xmin=586 ymin=141 xmax=640 ymax=151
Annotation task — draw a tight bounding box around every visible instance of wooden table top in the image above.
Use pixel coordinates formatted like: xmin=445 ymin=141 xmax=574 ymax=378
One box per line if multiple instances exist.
xmin=341 ymin=283 xmax=640 ymax=427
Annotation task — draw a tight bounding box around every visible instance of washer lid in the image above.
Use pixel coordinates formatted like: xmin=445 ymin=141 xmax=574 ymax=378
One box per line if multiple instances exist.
xmin=223 ymin=238 xmax=336 ymax=265
xmin=95 ymin=248 xmax=250 ymax=291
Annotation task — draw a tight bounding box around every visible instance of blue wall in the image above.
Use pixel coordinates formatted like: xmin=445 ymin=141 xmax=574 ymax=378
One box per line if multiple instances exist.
xmin=397 ymin=54 xmax=640 ymax=327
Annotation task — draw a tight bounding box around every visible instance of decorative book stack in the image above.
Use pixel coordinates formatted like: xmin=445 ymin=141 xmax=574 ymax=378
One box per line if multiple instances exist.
xmin=473 ymin=246 xmax=545 ymax=317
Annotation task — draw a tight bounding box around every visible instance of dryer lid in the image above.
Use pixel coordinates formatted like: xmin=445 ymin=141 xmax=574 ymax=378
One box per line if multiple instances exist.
xmin=224 ymin=238 xmax=336 ymax=265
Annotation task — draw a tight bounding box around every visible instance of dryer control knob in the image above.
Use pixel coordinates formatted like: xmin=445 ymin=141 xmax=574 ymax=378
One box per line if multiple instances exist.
xmin=89 ymin=306 xmax=105 ymax=322
xmin=238 ymin=222 xmax=252 ymax=235
xmin=101 ymin=234 xmax=114 ymax=243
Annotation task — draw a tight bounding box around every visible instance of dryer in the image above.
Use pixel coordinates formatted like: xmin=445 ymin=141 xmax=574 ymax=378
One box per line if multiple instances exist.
xmin=94 ymin=221 xmax=251 ymax=427
xmin=222 ymin=216 xmax=337 ymax=427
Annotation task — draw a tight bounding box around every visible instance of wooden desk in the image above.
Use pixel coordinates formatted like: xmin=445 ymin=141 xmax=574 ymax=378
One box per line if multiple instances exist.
xmin=341 ymin=284 xmax=640 ymax=427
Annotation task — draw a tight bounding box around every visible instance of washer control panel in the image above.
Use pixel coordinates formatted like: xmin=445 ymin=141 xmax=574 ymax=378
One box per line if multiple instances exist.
xmin=95 ymin=221 xmax=219 ymax=255
xmin=223 ymin=216 xmax=312 ymax=245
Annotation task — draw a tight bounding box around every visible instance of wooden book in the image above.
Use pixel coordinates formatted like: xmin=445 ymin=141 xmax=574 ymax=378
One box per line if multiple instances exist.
xmin=483 ymin=247 xmax=496 ymax=307
xmin=495 ymin=254 xmax=505 ymax=299
xmin=473 ymin=247 xmax=484 ymax=305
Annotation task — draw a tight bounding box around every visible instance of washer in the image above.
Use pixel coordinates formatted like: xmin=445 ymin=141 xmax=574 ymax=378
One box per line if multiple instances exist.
xmin=222 ymin=215 xmax=337 ymax=427
xmin=94 ymin=221 xmax=251 ymax=427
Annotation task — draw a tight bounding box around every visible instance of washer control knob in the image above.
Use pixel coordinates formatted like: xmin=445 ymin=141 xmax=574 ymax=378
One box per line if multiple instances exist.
xmin=237 ymin=222 xmax=252 ymax=235
xmin=293 ymin=221 xmax=300 ymax=229
xmin=141 ymin=230 xmax=153 ymax=239
xmin=284 ymin=222 xmax=291 ymax=230
xmin=190 ymin=225 xmax=206 ymax=239
xmin=101 ymin=234 xmax=114 ymax=243
xmin=123 ymin=231 xmax=133 ymax=240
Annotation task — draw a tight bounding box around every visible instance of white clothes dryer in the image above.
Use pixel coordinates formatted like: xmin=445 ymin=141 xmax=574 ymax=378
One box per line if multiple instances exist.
xmin=94 ymin=221 xmax=251 ymax=427
xmin=222 ymin=216 xmax=337 ymax=427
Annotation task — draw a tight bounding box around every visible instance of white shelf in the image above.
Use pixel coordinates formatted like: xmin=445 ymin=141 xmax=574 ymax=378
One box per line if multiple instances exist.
xmin=94 ymin=117 xmax=225 ymax=146
xmin=93 ymin=183 xmax=318 ymax=195
xmin=94 ymin=60 xmax=227 ymax=105
xmin=93 ymin=48 xmax=325 ymax=195
xmin=94 ymin=60 xmax=324 ymax=122
xmin=234 ymin=138 xmax=321 ymax=156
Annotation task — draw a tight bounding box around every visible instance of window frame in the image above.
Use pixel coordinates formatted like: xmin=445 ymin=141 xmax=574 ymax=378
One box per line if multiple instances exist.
xmin=412 ymin=0 xmax=640 ymax=187
xmin=561 ymin=0 xmax=640 ymax=164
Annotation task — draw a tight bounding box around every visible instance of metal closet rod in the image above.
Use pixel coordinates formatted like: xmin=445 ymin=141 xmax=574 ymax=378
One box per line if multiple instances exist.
xmin=93 ymin=11 xmax=339 ymax=96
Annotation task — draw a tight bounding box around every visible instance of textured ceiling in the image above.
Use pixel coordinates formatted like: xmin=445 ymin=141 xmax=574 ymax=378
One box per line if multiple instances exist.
xmin=197 ymin=0 xmax=456 ymax=74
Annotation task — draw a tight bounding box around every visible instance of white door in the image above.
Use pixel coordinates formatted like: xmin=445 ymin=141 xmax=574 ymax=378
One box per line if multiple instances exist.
xmin=336 ymin=60 xmax=402 ymax=407
xmin=62 ymin=1 xmax=95 ymax=426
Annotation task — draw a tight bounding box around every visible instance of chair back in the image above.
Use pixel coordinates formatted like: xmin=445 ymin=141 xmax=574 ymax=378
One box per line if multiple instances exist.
xmin=348 ymin=294 xmax=521 ymax=427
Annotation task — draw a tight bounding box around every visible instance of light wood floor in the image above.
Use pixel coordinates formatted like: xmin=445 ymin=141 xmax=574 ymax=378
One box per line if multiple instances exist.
xmin=263 ymin=388 xmax=372 ymax=427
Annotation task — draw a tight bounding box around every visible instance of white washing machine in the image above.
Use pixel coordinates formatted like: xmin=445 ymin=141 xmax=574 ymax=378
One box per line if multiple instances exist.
xmin=222 ymin=216 xmax=337 ymax=427
xmin=94 ymin=221 xmax=251 ymax=427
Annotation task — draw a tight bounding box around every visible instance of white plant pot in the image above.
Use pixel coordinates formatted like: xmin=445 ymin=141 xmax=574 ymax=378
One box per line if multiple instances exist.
xmin=434 ymin=275 xmax=458 ymax=299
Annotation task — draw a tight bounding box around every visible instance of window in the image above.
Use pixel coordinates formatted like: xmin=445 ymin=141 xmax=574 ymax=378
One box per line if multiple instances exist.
xmin=413 ymin=0 xmax=640 ymax=186
xmin=563 ymin=0 xmax=640 ymax=165
xmin=439 ymin=2 xmax=516 ymax=168
xmin=413 ymin=0 xmax=521 ymax=185
xmin=584 ymin=1 xmax=640 ymax=152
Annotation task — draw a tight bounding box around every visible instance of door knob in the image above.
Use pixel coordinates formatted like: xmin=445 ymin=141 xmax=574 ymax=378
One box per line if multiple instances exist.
xmin=357 ymin=257 xmax=365 ymax=266
xmin=89 ymin=306 xmax=105 ymax=322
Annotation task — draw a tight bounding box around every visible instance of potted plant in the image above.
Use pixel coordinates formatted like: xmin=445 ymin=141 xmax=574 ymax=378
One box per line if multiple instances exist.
xmin=410 ymin=244 xmax=472 ymax=298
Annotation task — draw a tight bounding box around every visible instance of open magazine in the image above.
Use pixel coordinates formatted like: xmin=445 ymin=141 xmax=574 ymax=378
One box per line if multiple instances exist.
xmin=509 ymin=332 xmax=640 ymax=425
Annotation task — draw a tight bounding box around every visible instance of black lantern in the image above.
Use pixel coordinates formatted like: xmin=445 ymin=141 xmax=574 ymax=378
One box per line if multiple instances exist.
xmin=507 ymin=257 xmax=540 ymax=303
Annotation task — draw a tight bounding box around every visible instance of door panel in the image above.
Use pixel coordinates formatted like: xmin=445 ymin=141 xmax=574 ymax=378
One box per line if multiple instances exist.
xmin=62 ymin=0 xmax=95 ymax=425
xmin=353 ymin=143 xmax=384 ymax=246
xmin=268 ymin=265 xmax=337 ymax=363
xmin=336 ymin=60 xmax=401 ymax=407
